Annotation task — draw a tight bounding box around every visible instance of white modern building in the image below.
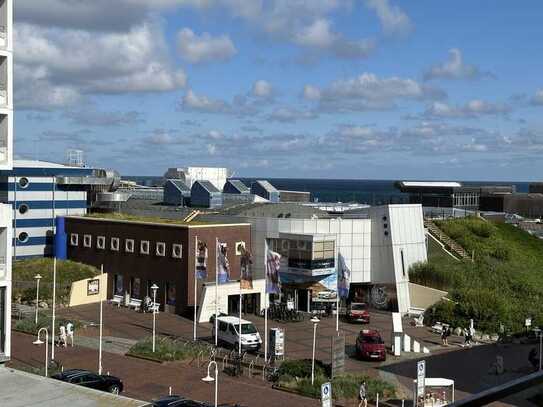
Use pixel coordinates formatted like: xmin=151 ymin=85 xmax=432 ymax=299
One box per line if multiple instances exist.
xmin=198 ymin=204 xmax=427 ymax=320
xmin=0 ymin=0 xmax=13 ymax=363
xmin=164 ymin=167 xmax=231 ymax=191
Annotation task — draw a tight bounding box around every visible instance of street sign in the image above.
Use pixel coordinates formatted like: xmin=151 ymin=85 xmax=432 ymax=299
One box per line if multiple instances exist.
xmin=417 ymin=360 xmax=426 ymax=404
xmin=526 ymin=318 xmax=532 ymax=328
xmin=321 ymin=382 xmax=332 ymax=407
xmin=330 ymin=335 xmax=345 ymax=378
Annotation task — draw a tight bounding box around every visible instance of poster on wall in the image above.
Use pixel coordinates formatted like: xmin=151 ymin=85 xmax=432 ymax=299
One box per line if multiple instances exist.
xmin=240 ymin=246 xmax=253 ymax=290
xmin=87 ymin=279 xmax=100 ymax=296
xmin=167 ymin=284 xmax=176 ymax=305
xmin=132 ymin=278 xmax=141 ymax=299
xmin=114 ymin=275 xmax=123 ymax=295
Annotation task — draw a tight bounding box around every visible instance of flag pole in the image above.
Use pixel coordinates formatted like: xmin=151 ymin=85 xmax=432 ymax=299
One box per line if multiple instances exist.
xmin=239 ymin=287 xmax=242 ymax=355
xmin=336 ymin=218 xmax=341 ymax=333
xmin=264 ymin=239 xmax=268 ymax=363
xmin=215 ymin=238 xmax=218 ymax=347
xmin=51 ymin=257 xmax=56 ymax=360
xmin=194 ymin=235 xmax=198 ymax=341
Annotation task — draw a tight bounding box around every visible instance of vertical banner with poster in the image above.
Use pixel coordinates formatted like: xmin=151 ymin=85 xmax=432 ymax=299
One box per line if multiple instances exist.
xmin=196 ymin=240 xmax=208 ymax=280
xmin=337 ymin=253 xmax=351 ymax=299
xmin=240 ymin=246 xmax=253 ymax=290
xmin=417 ymin=360 xmax=426 ymax=406
xmin=217 ymin=240 xmax=230 ymax=284
xmin=265 ymin=241 xmax=282 ymax=294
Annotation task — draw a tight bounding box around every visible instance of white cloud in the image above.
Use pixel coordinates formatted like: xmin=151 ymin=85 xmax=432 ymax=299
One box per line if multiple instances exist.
xmin=312 ymin=72 xmax=444 ymax=112
xmin=531 ymin=89 xmax=543 ymax=106
xmin=303 ymin=85 xmax=321 ymax=101
xmin=177 ymin=28 xmax=237 ymax=63
xmin=268 ymin=107 xmax=317 ymax=123
xmin=180 ymin=89 xmax=257 ymax=116
xmin=295 ymin=19 xmax=336 ymax=48
xmin=15 ymin=22 xmax=186 ymax=109
xmin=424 ymin=48 xmax=492 ymax=81
xmin=424 ymin=100 xmax=511 ymax=118
xmin=365 ymin=0 xmax=412 ymax=36
xmin=252 ymin=80 xmax=273 ymax=98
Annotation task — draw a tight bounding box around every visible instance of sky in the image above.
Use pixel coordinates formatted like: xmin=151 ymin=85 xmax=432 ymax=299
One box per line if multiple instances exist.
xmin=12 ymin=1 xmax=543 ymax=181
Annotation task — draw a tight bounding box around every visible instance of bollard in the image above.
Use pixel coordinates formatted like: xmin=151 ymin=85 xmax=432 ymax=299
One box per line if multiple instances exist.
xmin=376 ymin=393 xmax=379 ymax=407
xmin=169 ymin=386 xmax=172 ymax=396
xmin=402 ymin=400 xmax=404 ymax=407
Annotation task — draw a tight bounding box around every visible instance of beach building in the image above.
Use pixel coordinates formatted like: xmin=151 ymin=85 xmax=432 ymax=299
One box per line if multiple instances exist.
xmin=251 ymin=180 xmax=280 ymax=203
xmin=164 ymin=167 xmax=231 ymax=191
xmin=163 ymin=179 xmax=191 ymax=206
xmin=0 ymin=0 xmax=13 ymax=364
xmin=190 ymin=180 xmax=223 ymax=208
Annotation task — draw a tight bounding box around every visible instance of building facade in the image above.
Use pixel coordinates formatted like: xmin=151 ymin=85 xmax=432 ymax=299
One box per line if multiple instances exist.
xmin=0 ymin=0 xmax=13 ymax=363
xmin=63 ymin=216 xmax=252 ymax=317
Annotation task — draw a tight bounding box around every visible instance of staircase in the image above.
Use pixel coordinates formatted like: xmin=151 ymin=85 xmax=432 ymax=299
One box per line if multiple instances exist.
xmin=424 ymin=219 xmax=471 ymax=260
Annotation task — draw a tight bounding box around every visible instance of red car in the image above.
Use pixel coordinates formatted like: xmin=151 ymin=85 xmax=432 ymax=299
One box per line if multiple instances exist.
xmin=356 ymin=329 xmax=386 ymax=361
xmin=347 ymin=302 xmax=370 ymax=323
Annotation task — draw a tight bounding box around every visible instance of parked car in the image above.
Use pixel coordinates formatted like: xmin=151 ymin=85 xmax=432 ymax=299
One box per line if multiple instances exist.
xmin=347 ymin=302 xmax=370 ymax=323
xmin=316 ymin=290 xmax=337 ymax=300
xmin=212 ymin=316 xmax=262 ymax=351
xmin=152 ymin=395 xmax=244 ymax=407
xmin=51 ymin=369 xmax=123 ymax=394
xmin=355 ymin=329 xmax=386 ymax=361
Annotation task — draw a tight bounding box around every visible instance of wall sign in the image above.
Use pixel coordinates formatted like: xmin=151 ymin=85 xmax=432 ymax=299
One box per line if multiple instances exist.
xmin=87 ymin=279 xmax=100 ymax=296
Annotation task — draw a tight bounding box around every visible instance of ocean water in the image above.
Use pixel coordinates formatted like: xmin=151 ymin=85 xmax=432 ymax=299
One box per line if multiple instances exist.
xmin=124 ymin=176 xmax=531 ymax=205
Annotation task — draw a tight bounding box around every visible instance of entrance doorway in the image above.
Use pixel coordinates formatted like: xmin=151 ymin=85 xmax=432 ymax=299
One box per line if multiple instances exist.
xmin=228 ymin=293 xmax=261 ymax=316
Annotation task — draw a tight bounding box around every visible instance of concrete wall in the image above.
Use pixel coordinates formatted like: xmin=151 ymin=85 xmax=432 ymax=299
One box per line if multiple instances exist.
xmin=408 ymin=282 xmax=447 ymax=310
xmin=68 ymin=273 xmax=107 ymax=307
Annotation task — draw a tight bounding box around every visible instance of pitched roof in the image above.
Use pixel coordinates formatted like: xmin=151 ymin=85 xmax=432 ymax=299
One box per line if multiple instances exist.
xmin=225 ymin=179 xmax=249 ymax=193
xmin=254 ymin=180 xmax=278 ymax=193
xmin=167 ymin=179 xmax=190 ymax=192
xmin=193 ymin=180 xmax=220 ymax=193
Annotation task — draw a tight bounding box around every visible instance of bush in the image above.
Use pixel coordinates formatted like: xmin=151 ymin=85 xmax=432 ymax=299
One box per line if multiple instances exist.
xmin=277 ymin=372 xmax=395 ymax=402
xmin=129 ymin=336 xmax=211 ymax=362
xmin=277 ymin=359 xmax=328 ymax=379
xmin=467 ymin=221 xmax=494 ymax=238
xmin=409 ymin=262 xmax=456 ymax=291
xmin=14 ymin=315 xmax=82 ymax=335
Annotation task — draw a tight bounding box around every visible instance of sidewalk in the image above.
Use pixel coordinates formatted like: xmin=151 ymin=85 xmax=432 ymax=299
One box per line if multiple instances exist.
xmin=9 ymin=331 xmax=319 ymax=406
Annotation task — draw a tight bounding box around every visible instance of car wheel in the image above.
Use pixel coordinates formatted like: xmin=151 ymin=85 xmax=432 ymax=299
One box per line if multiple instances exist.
xmin=108 ymin=385 xmax=120 ymax=395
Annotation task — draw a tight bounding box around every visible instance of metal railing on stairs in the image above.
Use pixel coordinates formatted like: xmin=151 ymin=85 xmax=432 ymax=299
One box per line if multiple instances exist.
xmin=424 ymin=219 xmax=472 ymax=261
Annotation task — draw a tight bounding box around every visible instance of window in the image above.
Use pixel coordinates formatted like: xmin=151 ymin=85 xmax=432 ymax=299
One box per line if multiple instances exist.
xmin=70 ymin=233 xmax=78 ymax=246
xmin=97 ymin=236 xmax=106 ymax=250
xmin=17 ymin=232 xmax=29 ymax=243
xmin=111 ymin=237 xmax=120 ymax=251
xmin=18 ymin=177 xmax=29 ymax=189
xmin=83 ymin=234 xmax=92 ymax=248
xmin=218 ymin=321 xmax=227 ymax=332
xmin=140 ymin=240 xmax=150 ymax=255
xmin=172 ymin=244 xmax=182 ymax=259
xmin=235 ymin=241 xmax=245 ymax=255
xmin=156 ymin=242 xmax=166 ymax=257
xmin=125 ymin=239 xmax=135 ymax=253
xmin=18 ymin=203 xmax=29 ymax=215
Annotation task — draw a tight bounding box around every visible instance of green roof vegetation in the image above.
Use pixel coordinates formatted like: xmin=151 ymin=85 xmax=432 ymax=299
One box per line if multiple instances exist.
xmin=13 ymin=258 xmax=100 ymax=305
xmin=410 ymin=216 xmax=543 ymax=334
xmin=84 ymin=212 xmax=212 ymax=225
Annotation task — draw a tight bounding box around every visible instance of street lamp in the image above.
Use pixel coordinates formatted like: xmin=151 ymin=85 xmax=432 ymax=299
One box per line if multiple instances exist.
xmin=33 ymin=327 xmax=49 ymax=377
xmin=202 ymin=360 xmax=218 ymax=407
xmin=34 ymin=274 xmax=42 ymax=324
xmin=310 ymin=316 xmax=320 ymax=385
xmin=151 ymin=284 xmax=159 ymax=353
xmin=535 ymin=327 xmax=543 ymax=371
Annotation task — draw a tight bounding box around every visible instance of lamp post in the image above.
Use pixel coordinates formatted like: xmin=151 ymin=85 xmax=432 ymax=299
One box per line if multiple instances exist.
xmin=535 ymin=327 xmax=543 ymax=371
xmin=151 ymin=284 xmax=158 ymax=353
xmin=33 ymin=327 xmax=49 ymax=377
xmin=202 ymin=360 xmax=219 ymax=407
xmin=310 ymin=316 xmax=320 ymax=385
xmin=34 ymin=274 xmax=42 ymax=324
xmin=51 ymin=258 xmax=57 ymax=360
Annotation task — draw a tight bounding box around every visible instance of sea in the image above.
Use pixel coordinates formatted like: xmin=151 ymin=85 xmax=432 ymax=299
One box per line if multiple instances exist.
xmin=122 ymin=176 xmax=531 ymax=205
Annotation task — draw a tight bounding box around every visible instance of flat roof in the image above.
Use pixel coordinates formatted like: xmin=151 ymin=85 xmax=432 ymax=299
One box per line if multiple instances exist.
xmin=217 ymin=316 xmax=254 ymax=325
xmin=398 ymin=181 xmax=462 ymax=188
xmin=0 ymin=367 xmax=147 ymax=407
xmin=75 ymin=213 xmax=249 ymax=228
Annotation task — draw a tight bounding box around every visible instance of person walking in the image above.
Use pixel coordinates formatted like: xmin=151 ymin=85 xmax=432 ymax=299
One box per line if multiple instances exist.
xmin=358 ymin=381 xmax=367 ymax=407
xmin=66 ymin=321 xmax=74 ymax=347
xmin=444 ymin=327 xmax=451 ymax=346
xmin=59 ymin=324 xmax=67 ymax=348
xmin=441 ymin=328 xmax=447 ymax=346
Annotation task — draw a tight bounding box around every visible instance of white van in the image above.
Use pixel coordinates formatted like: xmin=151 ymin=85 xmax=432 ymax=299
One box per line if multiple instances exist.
xmin=213 ymin=316 xmax=262 ymax=351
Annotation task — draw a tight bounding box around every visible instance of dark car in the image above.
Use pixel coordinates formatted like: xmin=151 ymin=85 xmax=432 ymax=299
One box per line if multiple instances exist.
xmin=152 ymin=395 xmax=244 ymax=407
xmin=347 ymin=302 xmax=370 ymax=323
xmin=355 ymin=329 xmax=386 ymax=361
xmin=51 ymin=369 xmax=123 ymax=394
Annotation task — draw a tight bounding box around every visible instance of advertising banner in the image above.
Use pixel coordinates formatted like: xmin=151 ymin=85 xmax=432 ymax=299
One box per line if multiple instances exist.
xmin=337 ymin=253 xmax=351 ymax=299
xmin=266 ymin=241 xmax=282 ymax=294
xmin=217 ymin=240 xmax=230 ymax=284
xmin=240 ymin=247 xmax=253 ymax=290
xmin=196 ymin=240 xmax=208 ymax=280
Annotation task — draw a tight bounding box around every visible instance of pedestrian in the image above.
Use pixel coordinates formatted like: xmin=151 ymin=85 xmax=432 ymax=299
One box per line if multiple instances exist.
xmin=59 ymin=324 xmax=67 ymax=348
xmin=358 ymin=381 xmax=367 ymax=407
xmin=464 ymin=328 xmax=471 ymax=347
xmin=66 ymin=321 xmax=74 ymax=347
xmin=469 ymin=325 xmax=476 ymax=344
xmin=445 ymin=327 xmax=451 ymax=346
xmin=441 ymin=328 xmax=447 ymax=346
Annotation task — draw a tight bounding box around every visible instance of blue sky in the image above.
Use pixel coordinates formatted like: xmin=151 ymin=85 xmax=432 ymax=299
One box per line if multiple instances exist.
xmin=13 ymin=1 xmax=543 ymax=180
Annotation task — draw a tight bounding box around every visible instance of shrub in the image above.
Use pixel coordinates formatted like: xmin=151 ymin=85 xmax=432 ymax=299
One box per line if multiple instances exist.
xmin=129 ymin=336 xmax=211 ymax=362
xmin=467 ymin=221 xmax=494 ymax=238
xmin=14 ymin=315 xmax=82 ymax=335
xmin=409 ymin=262 xmax=455 ymax=291
xmin=277 ymin=359 xmax=328 ymax=379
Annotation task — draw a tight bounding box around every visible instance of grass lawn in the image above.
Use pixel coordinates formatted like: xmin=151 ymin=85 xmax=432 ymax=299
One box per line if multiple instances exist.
xmin=13 ymin=258 xmax=100 ymax=305
xmin=411 ymin=217 xmax=543 ymax=334
xmin=85 ymin=212 xmax=212 ymax=226
xmin=128 ymin=336 xmax=212 ymax=362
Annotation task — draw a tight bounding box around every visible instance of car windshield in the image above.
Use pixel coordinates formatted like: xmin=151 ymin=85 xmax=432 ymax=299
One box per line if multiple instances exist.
xmin=240 ymin=324 xmax=257 ymax=334
xmin=351 ymin=304 xmax=367 ymax=310
xmin=362 ymin=335 xmax=383 ymax=344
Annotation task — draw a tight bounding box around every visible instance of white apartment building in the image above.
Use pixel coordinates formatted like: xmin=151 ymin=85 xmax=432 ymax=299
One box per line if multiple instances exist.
xmin=0 ymin=0 xmax=13 ymax=362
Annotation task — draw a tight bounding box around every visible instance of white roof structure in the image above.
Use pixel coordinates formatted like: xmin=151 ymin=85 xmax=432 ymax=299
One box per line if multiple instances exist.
xmin=13 ymin=159 xmax=83 ymax=169
xmin=400 ymin=181 xmax=462 ymax=188
xmin=217 ymin=316 xmax=253 ymax=325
